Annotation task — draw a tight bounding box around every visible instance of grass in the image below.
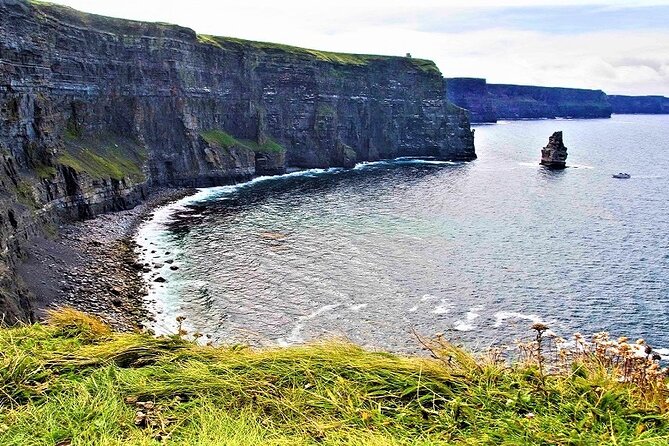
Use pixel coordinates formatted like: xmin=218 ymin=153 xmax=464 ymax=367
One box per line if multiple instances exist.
xmin=197 ymin=35 xmax=440 ymax=74
xmin=57 ymin=135 xmax=147 ymax=181
xmin=34 ymin=164 xmax=57 ymax=179
xmin=0 ymin=309 xmax=668 ymax=445
xmin=14 ymin=181 xmax=39 ymax=209
xmin=31 ymin=1 xmax=440 ymax=75
xmin=200 ymin=130 xmax=285 ymax=154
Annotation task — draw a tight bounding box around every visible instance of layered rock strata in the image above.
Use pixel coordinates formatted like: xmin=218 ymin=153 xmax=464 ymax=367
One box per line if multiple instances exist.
xmin=0 ymin=0 xmax=476 ymax=322
xmin=608 ymin=95 xmax=669 ymax=115
xmin=444 ymin=78 xmax=612 ymax=122
xmin=540 ymin=131 xmax=568 ymax=168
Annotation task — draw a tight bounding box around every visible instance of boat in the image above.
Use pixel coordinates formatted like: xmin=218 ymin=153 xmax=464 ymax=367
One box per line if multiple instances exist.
xmin=612 ymin=173 xmax=631 ymax=179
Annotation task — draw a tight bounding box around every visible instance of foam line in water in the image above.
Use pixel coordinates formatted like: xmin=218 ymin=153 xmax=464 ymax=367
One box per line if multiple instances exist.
xmin=493 ymin=311 xmax=544 ymax=328
xmin=162 ymin=156 xmax=459 ymax=208
xmin=278 ymin=303 xmax=342 ymax=346
xmin=453 ymin=306 xmax=482 ymax=331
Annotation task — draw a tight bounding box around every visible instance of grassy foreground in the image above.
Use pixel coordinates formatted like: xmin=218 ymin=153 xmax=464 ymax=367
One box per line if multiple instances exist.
xmin=1 ymin=310 xmax=668 ymax=445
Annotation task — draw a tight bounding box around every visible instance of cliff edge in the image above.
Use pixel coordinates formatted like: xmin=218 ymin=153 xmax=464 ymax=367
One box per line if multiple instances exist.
xmin=0 ymin=0 xmax=476 ymax=322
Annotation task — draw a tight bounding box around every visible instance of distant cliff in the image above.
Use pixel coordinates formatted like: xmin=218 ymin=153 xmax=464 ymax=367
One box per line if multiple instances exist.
xmin=444 ymin=78 xmax=611 ymax=122
xmin=444 ymin=78 xmax=496 ymax=123
xmin=608 ymin=95 xmax=669 ymax=115
xmin=0 ymin=0 xmax=475 ymax=323
xmin=487 ymin=84 xmax=612 ymax=120
xmin=445 ymin=78 xmax=669 ymax=122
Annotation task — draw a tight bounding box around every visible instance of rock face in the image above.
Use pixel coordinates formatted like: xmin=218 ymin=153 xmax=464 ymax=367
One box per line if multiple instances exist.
xmin=0 ymin=0 xmax=476 ymax=322
xmin=444 ymin=78 xmax=612 ymax=122
xmin=540 ymin=132 xmax=568 ymax=168
xmin=444 ymin=78 xmax=496 ymax=123
xmin=608 ymin=95 xmax=669 ymax=115
xmin=488 ymin=84 xmax=611 ymax=120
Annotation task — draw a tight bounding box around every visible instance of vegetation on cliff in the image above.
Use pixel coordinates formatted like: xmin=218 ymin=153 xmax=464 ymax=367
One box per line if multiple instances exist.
xmin=58 ymin=136 xmax=147 ymax=182
xmin=1 ymin=310 xmax=668 ymax=445
xmin=200 ymin=130 xmax=285 ymax=154
xmin=196 ymin=35 xmax=441 ymax=75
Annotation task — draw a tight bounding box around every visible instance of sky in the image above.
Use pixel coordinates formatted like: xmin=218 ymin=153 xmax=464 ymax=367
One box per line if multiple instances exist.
xmin=46 ymin=0 xmax=669 ymax=95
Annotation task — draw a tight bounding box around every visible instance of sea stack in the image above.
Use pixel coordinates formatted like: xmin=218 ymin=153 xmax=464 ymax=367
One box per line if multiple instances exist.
xmin=540 ymin=131 xmax=568 ymax=168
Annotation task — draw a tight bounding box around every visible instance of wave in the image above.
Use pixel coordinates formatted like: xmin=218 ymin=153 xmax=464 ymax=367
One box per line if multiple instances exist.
xmin=493 ymin=311 xmax=544 ymax=328
xmin=163 ymin=157 xmax=458 ymax=209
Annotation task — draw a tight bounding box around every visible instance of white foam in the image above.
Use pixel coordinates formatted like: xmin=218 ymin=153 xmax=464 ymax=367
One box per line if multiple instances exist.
xmin=279 ymin=303 xmax=342 ymax=345
xmin=349 ymin=303 xmax=368 ymax=312
xmin=453 ymin=321 xmax=474 ymax=331
xmin=453 ymin=307 xmax=481 ymax=331
xmin=432 ymin=305 xmax=451 ymax=315
xmin=421 ymin=294 xmax=438 ymax=302
xmin=432 ymin=299 xmax=453 ymax=315
xmin=493 ymin=311 xmax=543 ymax=328
xmin=653 ymin=347 xmax=669 ymax=357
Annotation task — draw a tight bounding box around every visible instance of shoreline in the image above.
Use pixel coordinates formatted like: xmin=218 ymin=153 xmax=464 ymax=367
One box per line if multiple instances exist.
xmin=18 ymin=188 xmax=196 ymax=331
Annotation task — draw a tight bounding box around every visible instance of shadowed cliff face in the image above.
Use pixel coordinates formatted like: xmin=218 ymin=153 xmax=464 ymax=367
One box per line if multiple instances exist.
xmin=444 ymin=78 xmax=612 ymax=122
xmin=444 ymin=78 xmax=497 ymax=123
xmin=487 ymin=84 xmax=612 ymax=120
xmin=0 ymin=0 xmax=475 ymax=322
xmin=608 ymin=95 xmax=669 ymax=115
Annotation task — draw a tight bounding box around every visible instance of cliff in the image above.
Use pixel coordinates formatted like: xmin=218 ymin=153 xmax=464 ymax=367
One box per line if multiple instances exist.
xmin=444 ymin=78 xmax=612 ymax=122
xmin=0 ymin=0 xmax=475 ymax=323
xmin=608 ymin=95 xmax=669 ymax=115
xmin=488 ymin=84 xmax=612 ymax=120
xmin=444 ymin=78 xmax=496 ymax=123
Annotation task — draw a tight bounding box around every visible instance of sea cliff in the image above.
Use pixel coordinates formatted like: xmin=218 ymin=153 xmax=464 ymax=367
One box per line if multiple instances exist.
xmin=444 ymin=78 xmax=497 ymax=123
xmin=444 ymin=78 xmax=611 ymax=122
xmin=445 ymin=78 xmax=669 ymax=123
xmin=608 ymin=95 xmax=669 ymax=115
xmin=0 ymin=0 xmax=476 ymax=323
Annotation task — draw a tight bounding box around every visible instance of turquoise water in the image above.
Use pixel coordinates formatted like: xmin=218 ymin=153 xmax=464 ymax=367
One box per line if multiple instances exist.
xmin=137 ymin=115 xmax=669 ymax=354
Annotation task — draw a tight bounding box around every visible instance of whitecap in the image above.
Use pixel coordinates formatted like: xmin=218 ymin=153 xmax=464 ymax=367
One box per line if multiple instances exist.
xmin=453 ymin=307 xmax=481 ymax=331
xmin=421 ymin=294 xmax=438 ymax=302
xmin=493 ymin=311 xmax=543 ymax=328
xmin=453 ymin=321 xmax=474 ymax=331
xmin=432 ymin=305 xmax=451 ymax=315
xmin=349 ymin=303 xmax=368 ymax=312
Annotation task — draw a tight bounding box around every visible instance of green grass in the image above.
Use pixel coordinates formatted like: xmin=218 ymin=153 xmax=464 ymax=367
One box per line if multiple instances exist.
xmin=197 ymin=35 xmax=440 ymax=74
xmin=57 ymin=136 xmax=147 ymax=181
xmin=31 ymin=1 xmax=440 ymax=75
xmin=1 ymin=309 xmax=668 ymax=445
xmin=200 ymin=130 xmax=285 ymax=154
xmin=14 ymin=181 xmax=39 ymax=209
xmin=34 ymin=164 xmax=57 ymax=179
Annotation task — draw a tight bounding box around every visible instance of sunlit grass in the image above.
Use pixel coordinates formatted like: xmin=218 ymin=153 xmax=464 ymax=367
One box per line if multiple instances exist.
xmin=0 ymin=309 xmax=668 ymax=445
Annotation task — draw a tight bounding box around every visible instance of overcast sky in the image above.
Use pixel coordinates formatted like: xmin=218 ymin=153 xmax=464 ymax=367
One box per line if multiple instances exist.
xmin=47 ymin=0 xmax=669 ymax=95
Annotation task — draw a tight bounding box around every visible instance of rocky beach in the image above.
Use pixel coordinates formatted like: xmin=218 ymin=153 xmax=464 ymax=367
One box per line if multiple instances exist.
xmin=16 ymin=189 xmax=194 ymax=330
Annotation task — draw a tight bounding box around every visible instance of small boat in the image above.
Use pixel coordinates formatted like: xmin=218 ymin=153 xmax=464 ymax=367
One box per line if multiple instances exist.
xmin=612 ymin=173 xmax=631 ymax=179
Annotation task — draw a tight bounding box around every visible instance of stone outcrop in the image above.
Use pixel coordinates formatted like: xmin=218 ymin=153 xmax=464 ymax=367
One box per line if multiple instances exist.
xmin=444 ymin=78 xmax=612 ymax=122
xmin=0 ymin=0 xmax=476 ymax=323
xmin=608 ymin=95 xmax=669 ymax=115
xmin=540 ymin=132 xmax=568 ymax=168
